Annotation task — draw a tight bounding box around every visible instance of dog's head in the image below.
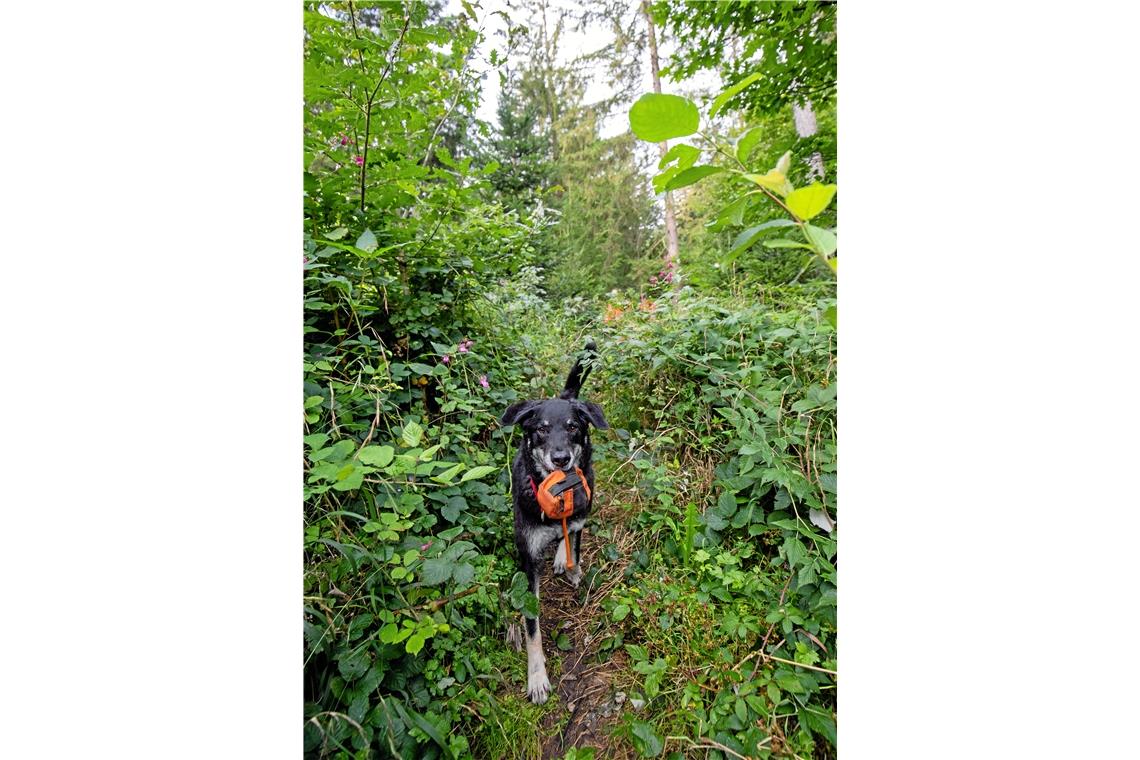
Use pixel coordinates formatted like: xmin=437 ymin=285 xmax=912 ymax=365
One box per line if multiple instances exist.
xmin=501 ymin=398 xmax=608 ymax=477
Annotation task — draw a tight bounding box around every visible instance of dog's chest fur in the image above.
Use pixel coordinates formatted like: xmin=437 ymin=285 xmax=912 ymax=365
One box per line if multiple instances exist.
xmin=522 ymin=516 xmax=587 ymax=557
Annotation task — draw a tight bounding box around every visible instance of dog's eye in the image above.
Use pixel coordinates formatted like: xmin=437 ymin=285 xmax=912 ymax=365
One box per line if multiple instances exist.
xmin=567 ymin=423 xmax=578 ymax=432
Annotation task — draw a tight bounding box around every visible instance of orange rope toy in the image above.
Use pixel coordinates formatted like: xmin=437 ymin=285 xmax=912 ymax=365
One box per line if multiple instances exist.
xmin=531 ymin=467 xmax=591 ymax=570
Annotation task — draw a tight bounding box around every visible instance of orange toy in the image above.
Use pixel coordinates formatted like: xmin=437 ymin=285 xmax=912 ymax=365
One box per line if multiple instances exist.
xmin=531 ymin=467 xmax=591 ymax=570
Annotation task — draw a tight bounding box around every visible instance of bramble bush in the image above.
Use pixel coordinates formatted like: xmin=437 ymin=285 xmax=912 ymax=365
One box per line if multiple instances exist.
xmin=589 ymin=290 xmax=837 ymax=758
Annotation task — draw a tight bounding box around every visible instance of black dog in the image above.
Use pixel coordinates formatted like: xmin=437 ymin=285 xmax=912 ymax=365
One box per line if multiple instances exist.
xmin=500 ymin=341 xmax=608 ymax=703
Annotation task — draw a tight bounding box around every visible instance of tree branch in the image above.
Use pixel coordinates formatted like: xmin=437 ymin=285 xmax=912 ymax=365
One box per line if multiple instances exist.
xmin=359 ymin=9 xmax=411 ymax=213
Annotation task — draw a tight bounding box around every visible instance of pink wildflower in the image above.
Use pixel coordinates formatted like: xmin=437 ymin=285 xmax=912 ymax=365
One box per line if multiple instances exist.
xmin=353 ymin=155 xmax=364 ymax=166
xmin=458 ymin=344 xmax=468 ymax=353
xmin=649 ymin=275 xmax=659 ymax=285
xmin=441 ymin=354 xmax=450 ymax=364
xmin=420 ymin=541 xmax=432 ymax=551
xmin=479 ymin=375 xmax=489 ymax=389
xmin=340 ymin=135 xmax=348 ymax=146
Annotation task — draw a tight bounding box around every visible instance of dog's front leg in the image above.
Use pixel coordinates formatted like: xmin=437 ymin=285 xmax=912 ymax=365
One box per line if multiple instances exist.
xmin=522 ymin=558 xmax=551 ymax=703
xmin=553 ymin=530 xmax=584 ymax=587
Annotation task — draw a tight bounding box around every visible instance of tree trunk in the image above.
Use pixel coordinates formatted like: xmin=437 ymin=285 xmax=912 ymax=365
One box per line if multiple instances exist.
xmin=641 ymin=1 xmax=681 ymax=288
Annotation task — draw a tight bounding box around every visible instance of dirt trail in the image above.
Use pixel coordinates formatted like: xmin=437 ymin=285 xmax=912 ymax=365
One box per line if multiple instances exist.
xmin=531 ymin=494 xmax=639 ymax=759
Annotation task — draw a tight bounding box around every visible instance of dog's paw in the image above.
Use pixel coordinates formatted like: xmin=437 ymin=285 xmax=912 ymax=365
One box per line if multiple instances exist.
xmin=527 ymin=667 xmax=552 ymax=704
xmin=566 ymin=563 xmax=583 ymax=588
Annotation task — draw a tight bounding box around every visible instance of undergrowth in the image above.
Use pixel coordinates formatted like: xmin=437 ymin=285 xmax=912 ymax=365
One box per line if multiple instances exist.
xmin=303 ymin=5 xmax=836 ymax=758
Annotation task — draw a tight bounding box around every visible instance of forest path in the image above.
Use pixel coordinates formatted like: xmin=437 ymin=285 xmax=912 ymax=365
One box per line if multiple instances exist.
xmin=530 ymin=484 xmax=641 ymax=759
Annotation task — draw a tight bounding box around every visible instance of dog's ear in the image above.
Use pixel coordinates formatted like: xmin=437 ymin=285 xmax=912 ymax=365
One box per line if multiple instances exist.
xmin=501 ymin=400 xmax=538 ymax=427
xmin=574 ymin=400 xmax=609 ymax=430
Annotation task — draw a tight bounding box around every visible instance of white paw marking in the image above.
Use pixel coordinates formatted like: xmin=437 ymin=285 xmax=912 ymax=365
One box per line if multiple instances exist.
xmin=566 ymin=563 xmax=583 ymax=588
xmin=527 ymin=665 xmax=552 ymax=704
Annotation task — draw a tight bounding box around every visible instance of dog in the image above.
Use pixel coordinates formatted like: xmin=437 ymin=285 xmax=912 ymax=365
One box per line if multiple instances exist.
xmin=500 ymin=340 xmax=608 ymax=703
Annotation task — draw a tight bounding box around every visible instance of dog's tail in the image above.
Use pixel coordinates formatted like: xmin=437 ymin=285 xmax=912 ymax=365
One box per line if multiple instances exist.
xmin=559 ymin=340 xmax=598 ymax=399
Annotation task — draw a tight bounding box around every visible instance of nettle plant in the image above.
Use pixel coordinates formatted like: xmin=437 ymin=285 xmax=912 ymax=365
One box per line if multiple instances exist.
xmin=629 ymin=76 xmax=837 ymax=316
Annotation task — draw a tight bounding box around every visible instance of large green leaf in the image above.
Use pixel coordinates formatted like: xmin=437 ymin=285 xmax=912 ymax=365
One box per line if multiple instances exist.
xmin=763 ymin=239 xmax=814 ymax=250
xmin=460 ymin=464 xmax=498 ymax=483
xmin=356 ymin=228 xmax=378 ymax=253
xmin=357 ymin=445 xmax=394 ymax=468
xmin=709 ymin=72 xmax=762 ymax=118
xmin=707 ymin=195 xmax=750 ymax=231
xmin=743 ymin=170 xmax=793 ymax=197
xmin=629 ymin=721 xmax=664 ymax=757
xmin=803 ymin=224 xmax=837 ymax=256
xmin=736 ymin=126 xmax=764 ymax=163
xmin=420 ymin=558 xmax=452 ymax=585
xmin=786 ymin=182 xmax=838 ymax=221
xmin=391 ymin=701 xmax=456 ymax=760
xmin=729 ymin=219 xmax=797 ymax=255
xmin=651 ymin=166 xmax=681 ymax=194
xmin=629 ymin=93 xmax=699 ymax=142
xmin=401 ymin=420 xmax=424 ymax=448
xmin=658 ymin=143 xmax=700 ymax=171
xmin=663 ymin=165 xmax=724 ymax=191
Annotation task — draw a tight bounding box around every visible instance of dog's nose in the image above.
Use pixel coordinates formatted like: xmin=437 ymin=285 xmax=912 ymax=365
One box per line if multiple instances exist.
xmin=551 ymin=452 xmax=571 ymax=469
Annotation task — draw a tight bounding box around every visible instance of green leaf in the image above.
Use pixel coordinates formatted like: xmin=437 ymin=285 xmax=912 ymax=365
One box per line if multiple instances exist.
xmin=432 ymin=463 xmax=464 ymax=484
xmin=441 ymin=495 xmax=465 ymax=522
xmin=405 ymin=632 xmax=427 ymax=655
xmin=331 ymin=466 xmax=363 ymax=491
xmin=716 ymin=490 xmax=738 ymax=518
xmin=612 ymin=604 xmax=631 ymax=622
xmin=520 ymin=593 xmax=539 ymax=618
xmin=629 ymin=720 xmax=664 ymax=757
xmin=378 ymin=622 xmax=401 ymax=643
xmin=824 ymin=305 xmax=837 ymax=329
xmin=438 ymin=526 xmax=464 ymax=541
xmin=784 ymin=537 xmax=807 ymax=568
xmin=357 ymin=445 xmax=394 ymax=468
xmin=651 ymin=166 xmax=681 ymax=194
xmin=658 ymin=143 xmax=700 ymax=171
xmin=451 ymin=562 xmax=475 ymax=586
xmin=729 ymin=219 xmax=797 ymax=255
xmin=707 ymin=195 xmax=750 ymax=231
xmin=324 ymin=227 xmax=348 ymax=241
xmin=803 ymin=224 xmax=837 ymax=257
xmin=743 ymin=170 xmax=793 ymax=197
xmin=337 ymin=650 xmax=369 ymax=680
xmin=709 ymin=72 xmax=762 ymax=117
xmin=420 ymin=558 xmax=452 ymax=585
xmin=460 ymin=465 xmax=498 ymax=483
xmin=390 ymin=701 xmax=456 ymax=760
xmin=629 ymin=93 xmax=699 ymax=142
xmin=763 ymin=239 xmax=814 ymax=250
xmin=303 ymin=433 xmax=329 ymax=449
xmin=356 ymin=228 xmax=378 ymax=253
xmin=785 ymin=182 xmax=837 ymax=221
xmin=401 ymin=420 xmax=424 ymax=448
xmin=663 ymin=165 xmax=724 ymax=191
xmin=702 ymin=510 xmax=727 ymax=530
xmin=737 ymin=126 xmax=764 ymax=163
